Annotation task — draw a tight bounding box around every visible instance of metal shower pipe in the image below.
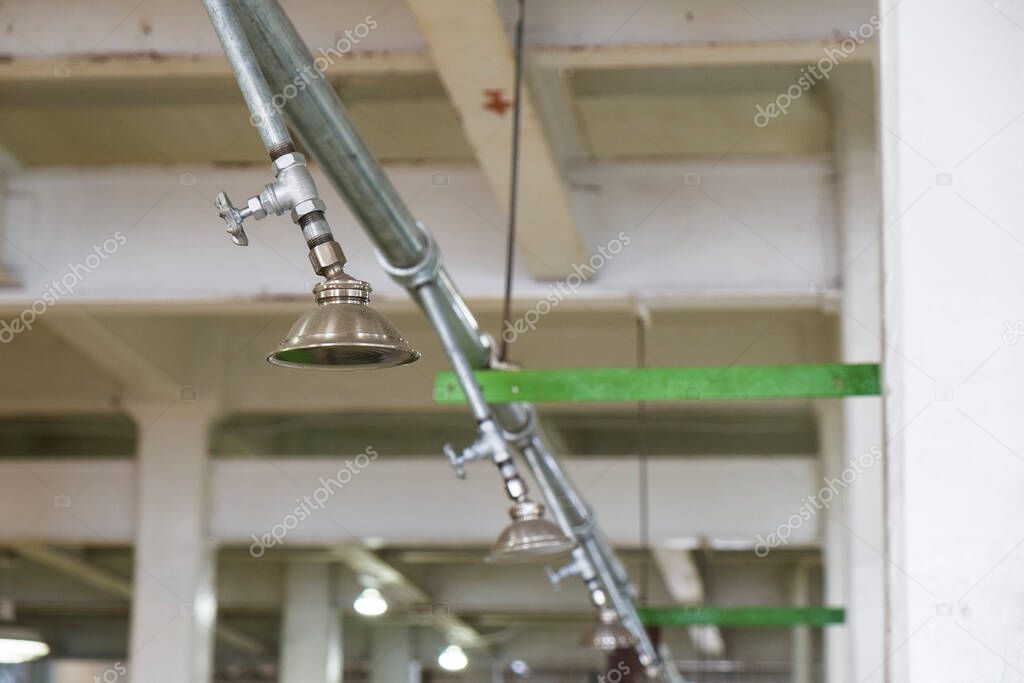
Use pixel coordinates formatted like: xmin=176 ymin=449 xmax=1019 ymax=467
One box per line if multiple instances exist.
xmin=203 ymin=0 xmax=290 ymax=153
xmin=228 ymin=0 xmax=665 ymax=674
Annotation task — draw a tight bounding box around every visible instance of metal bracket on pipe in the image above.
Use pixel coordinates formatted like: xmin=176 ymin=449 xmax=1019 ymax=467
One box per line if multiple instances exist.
xmin=499 ymin=402 xmax=538 ymax=448
xmin=569 ymin=506 xmax=597 ymax=538
xmin=374 ymin=220 xmax=441 ymax=290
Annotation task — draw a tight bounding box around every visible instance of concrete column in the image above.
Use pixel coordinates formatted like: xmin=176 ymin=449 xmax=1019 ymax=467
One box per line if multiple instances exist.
xmin=0 ymin=173 xmax=15 ymax=287
xmin=280 ymin=562 xmax=342 ymax=683
xmin=816 ymin=400 xmax=848 ymax=683
xmin=791 ymin=562 xmax=812 ymax=683
xmin=369 ymin=625 xmax=418 ymax=683
xmin=880 ymin=1 xmax=1024 ymax=680
xmin=128 ymin=402 xmax=217 ymax=683
xmin=831 ymin=65 xmax=885 ymax=683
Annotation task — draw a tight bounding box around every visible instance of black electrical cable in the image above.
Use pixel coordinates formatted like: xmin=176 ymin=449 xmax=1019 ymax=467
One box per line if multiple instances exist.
xmin=499 ymin=0 xmax=526 ymax=363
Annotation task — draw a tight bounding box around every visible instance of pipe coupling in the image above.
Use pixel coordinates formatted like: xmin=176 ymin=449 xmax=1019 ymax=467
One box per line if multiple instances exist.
xmin=375 ymin=221 xmax=441 ymax=290
xmin=500 ymin=405 xmax=539 ymax=448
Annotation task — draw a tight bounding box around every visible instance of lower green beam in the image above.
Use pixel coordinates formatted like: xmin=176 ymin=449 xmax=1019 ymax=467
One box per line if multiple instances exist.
xmin=433 ymin=363 xmax=880 ymax=404
xmin=639 ymin=606 xmax=846 ymax=628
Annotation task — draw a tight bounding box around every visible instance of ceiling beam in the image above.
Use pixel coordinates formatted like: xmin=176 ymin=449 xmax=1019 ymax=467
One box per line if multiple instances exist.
xmin=526 ymin=58 xmax=590 ymax=165
xmin=652 ymin=542 xmax=725 ymax=657
xmin=0 ymin=457 xmax=822 ymax=546
xmin=42 ymin=310 xmax=181 ymax=400
xmin=10 ymin=543 xmax=266 ymax=655
xmin=0 ymin=52 xmax=432 ymax=82
xmin=404 ymin=0 xmax=587 ymax=279
xmin=330 ymin=544 xmax=485 ymax=649
xmin=537 ymin=39 xmax=876 ymax=70
xmin=0 ymin=40 xmax=873 ymax=85
xmin=0 ymin=291 xmax=837 ymax=318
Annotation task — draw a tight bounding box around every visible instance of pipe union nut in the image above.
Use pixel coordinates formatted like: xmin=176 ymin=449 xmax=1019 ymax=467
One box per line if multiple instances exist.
xmin=272 ymin=152 xmax=305 ymax=174
xmin=308 ymin=241 xmax=346 ymax=275
xmin=259 ymin=184 xmax=286 ymax=215
xmin=505 ymin=478 xmax=526 ymax=501
xmin=292 ymin=198 xmax=327 ymax=221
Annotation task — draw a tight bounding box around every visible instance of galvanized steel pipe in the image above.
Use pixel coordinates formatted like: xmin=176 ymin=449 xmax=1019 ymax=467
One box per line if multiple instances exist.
xmin=232 ymin=0 xmax=662 ymax=673
xmin=202 ymin=0 xmax=292 ymax=154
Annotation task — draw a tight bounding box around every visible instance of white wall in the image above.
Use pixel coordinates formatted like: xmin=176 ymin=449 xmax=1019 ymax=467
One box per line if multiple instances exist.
xmin=880 ymin=0 xmax=1024 ymax=681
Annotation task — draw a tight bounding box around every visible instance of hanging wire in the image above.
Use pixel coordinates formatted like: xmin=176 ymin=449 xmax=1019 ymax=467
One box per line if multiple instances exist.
xmin=498 ymin=0 xmax=527 ymax=363
xmin=637 ymin=307 xmax=651 ymax=604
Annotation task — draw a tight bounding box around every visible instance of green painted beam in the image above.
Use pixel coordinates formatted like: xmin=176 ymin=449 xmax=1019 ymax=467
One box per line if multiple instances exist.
xmin=433 ymin=363 xmax=880 ymax=404
xmin=639 ymin=606 xmax=846 ymax=627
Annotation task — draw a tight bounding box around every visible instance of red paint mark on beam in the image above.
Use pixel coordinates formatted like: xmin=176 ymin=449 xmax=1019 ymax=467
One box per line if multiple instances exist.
xmin=483 ymin=88 xmax=512 ymax=115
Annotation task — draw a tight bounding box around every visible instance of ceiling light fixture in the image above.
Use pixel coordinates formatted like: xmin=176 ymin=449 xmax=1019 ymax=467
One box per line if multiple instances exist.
xmin=352 ymin=586 xmax=388 ymax=617
xmin=0 ymin=597 xmax=48 ymax=665
xmin=508 ymin=659 xmax=532 ymax=678
xmin=437 ymin=644 xmax=469 ymax=672
xmin=0 ymin=625 xmax=50 ymax=664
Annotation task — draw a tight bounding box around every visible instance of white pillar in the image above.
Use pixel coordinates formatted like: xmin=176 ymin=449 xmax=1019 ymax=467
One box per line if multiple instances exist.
xmin=369 ymin=625 xmax=418 ymax=683
xmin=0 ymin=175 xmax=15 ymax=286
xmin=880 ymin=1 xmax=1024 ymax=680
xmin=128 ymin=402 xmax=217 ymax=683
xmin=831 ymin=65 xmax=886 ymax=683
xmin=791 ymin=562 xmax=812 ymax=683
xmin=817 ymin=400 xmax=848 ymax=683
xmin=280 ymin=562 xmax=343 ymax=683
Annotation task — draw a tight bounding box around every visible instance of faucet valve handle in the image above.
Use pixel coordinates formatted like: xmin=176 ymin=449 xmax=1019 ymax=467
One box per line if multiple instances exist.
xmin=443 ymin=443 xmax=467 ymax=479
xmin=546 ymin=559 xmax=583 ymax=591
xmin=443 ymin=422 xmax=504 ymax=480
xmin=216 ymin=191 xmax=251 ymax=246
